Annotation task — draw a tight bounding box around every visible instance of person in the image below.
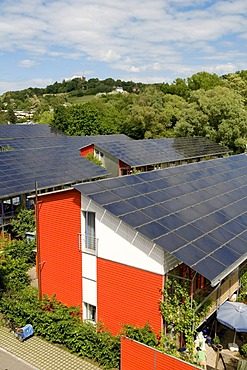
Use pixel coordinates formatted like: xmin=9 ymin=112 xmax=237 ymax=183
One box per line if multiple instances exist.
xmin=195 ymin=346 xmax=207 ymax=370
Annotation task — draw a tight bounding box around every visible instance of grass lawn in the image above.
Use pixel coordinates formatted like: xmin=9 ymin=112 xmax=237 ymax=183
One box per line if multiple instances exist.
xmin=67 ymin=95 xmax=96 ymax=104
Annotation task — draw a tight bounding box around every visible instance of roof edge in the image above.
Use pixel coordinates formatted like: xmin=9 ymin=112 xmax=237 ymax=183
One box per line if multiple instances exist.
xmin=210 ymin=252 xmax=247 ymax=287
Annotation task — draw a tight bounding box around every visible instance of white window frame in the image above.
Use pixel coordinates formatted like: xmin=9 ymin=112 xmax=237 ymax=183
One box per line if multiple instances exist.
xmin=83 ymin=302 xmax=96 ymax=323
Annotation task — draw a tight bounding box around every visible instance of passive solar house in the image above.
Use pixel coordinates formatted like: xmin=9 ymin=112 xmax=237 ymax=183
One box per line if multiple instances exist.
xmin=37 ymin=154 xmax=247 ymax=335
xmin=0 ymin=123 xmax=130 ymax=229
xmin=80 ymin=137 xmax=230 ymax=177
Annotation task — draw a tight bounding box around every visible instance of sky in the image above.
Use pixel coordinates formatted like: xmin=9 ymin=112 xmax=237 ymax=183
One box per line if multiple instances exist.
xmin=0 ymin=0 xmax=246 ymax=95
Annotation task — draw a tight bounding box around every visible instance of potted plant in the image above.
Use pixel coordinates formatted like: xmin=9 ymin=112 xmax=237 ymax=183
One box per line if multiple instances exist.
xmin=213 ymin=336 xmax=223 ymax=351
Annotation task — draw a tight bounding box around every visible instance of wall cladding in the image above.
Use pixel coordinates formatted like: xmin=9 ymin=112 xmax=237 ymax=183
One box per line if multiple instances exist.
xmin=97 ymin=258 xmax=163 ymax=336
xmin=38 ymin=189 xmax=82 ymax=307
xmin=121 ymin=336 xmax=199 ymax=370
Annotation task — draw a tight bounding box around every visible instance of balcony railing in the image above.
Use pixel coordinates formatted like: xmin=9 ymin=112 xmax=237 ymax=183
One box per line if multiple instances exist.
xmin=195 ymin=271 xmax=239 ymax=322
xmin=78 ymin=233 xmax=98 ymax=254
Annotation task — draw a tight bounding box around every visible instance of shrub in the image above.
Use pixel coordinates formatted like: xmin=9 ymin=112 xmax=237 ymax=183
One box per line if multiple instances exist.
xmin=0 ymin=288 xmax=120 ymax=369
xmin=240 ymin=343 xmax=247 ymax=358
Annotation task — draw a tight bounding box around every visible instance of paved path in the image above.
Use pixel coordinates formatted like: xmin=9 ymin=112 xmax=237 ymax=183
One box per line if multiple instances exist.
xmin=0 ymin=327 xmax=102 ymax=370
xmin=0 ymin=348 xmax=37 ymax=370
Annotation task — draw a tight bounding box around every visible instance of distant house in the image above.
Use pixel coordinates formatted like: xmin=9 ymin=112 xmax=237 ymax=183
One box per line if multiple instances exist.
xmin=80 ymin=137 xmax=230 ymax=177
xmin=37 ymin=154 xmax=246 ymax=335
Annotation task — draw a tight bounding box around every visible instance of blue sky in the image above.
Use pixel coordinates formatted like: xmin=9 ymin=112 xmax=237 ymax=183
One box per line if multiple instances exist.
xmin=0 ymin=0 xmax=246 ymax=94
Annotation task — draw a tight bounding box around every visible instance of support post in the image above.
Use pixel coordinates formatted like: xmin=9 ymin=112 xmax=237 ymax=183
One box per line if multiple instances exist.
xmin=35 ymin=181 xmax=42 ymax=300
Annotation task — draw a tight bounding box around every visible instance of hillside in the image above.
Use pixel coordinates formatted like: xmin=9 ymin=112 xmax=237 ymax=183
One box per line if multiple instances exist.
xmin=0 ymin=71 xmax=247 ymax=153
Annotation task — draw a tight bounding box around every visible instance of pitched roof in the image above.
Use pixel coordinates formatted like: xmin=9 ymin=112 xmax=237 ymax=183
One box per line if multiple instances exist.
xmin=0 ymin=146 xmax=108 ymax=199
xmin=75 ymin=154 xmax=247 ymax=286
xmin=90 ymin=137 xmax=230 ymax=166
xmin=0 ymin=124 xmax=64 ymax=139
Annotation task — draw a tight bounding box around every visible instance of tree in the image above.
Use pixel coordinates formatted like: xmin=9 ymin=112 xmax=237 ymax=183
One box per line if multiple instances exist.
xmin=174 ymin=86 xmax=247 ymax=152
xmin=7 ymin=105 xmax=17 ymax=124
xmin=187 ymin=71 xmax=223 ymax=91
xmin=11 ymin=209 xmax=35 ymax=239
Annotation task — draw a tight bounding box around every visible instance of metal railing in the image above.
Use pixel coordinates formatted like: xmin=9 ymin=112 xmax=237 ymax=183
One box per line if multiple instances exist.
xmin=78 ymin=233 xmax=98 ymax=254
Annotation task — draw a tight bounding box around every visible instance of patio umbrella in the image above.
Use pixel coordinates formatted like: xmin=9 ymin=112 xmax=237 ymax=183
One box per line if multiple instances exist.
xmin=217 ymin=301 xmax=247 ymax=343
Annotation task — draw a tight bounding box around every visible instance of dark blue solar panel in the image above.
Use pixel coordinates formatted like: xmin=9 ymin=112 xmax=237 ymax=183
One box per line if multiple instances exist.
xmin=104 ymin=201 xmax=136 ymax=216
xmin=137 ymin=222 xmax=169 ymax=239
xmin=175 ymin=225 xmax=202 ymax=242
xmin=193 ymin=235 xmax=222 ymax=253
xmin=173 ymin=244 xmax=207 ymax=266
xmin=211 ymin=246 xmax=241 ymax=266
xmin=192 ymin=217 xmax=219 ymax=233
xmin=131 ymin=182 xmax=157 ymax=194
xmin=208 ymin=211 xmax=230 ymax=225
xmin=111 ymin=187 xmax=140 ymax=198
xmin=127 ymin=196 xmax=154 ymax=209
xmin=0 ymin=147 xmax=109 ymax=198
xmin=155 ymin=233 xmax=187 ymax=252
xmin=158 ymin=214 xmax=185 ymax=230
xmin=144 ymin=204 xmax=171 ymax=218
xmin=121 ymin=211 xmax=152 ymax=227
xmin=226 ymin=239 xmax=246 ymax=254
xmin=208 ymin=228 xmax=235 ymax=244
xmin=90 ymin=191 xmax=121 ymax=204
xmin=192 ymin=257 xmax=227 ymax=281
xmin=239 ymin=230 xmax=247 ymax=242
xmin=96 ymin=137 xmax=229 ymax=167
xmin=75 ymin=153 xmax=247 ymax=285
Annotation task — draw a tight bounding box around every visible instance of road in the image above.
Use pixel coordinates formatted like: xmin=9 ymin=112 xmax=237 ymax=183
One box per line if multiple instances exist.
xmin=0 ymin=348 xmax=37 ymax=370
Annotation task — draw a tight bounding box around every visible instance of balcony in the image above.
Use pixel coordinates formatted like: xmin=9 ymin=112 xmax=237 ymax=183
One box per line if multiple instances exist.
xmin=78 ymin=233 xmax=98 ymax=255
xmin=195 ymin=271 xmax=239 ymax=321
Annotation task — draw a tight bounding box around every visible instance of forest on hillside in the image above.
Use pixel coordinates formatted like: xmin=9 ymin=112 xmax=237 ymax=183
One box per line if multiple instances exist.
xmin=1 ymin=71 xmax=247 ymax=153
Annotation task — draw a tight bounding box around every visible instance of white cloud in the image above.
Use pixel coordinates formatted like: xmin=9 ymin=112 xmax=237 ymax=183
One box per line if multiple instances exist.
xmin=0 ymin=0 xmax=246 ymax=93
xmin=0 ymin=78 xmax=53 ymax=93
xmin=18 ymin=59 xmax=38 ymax=68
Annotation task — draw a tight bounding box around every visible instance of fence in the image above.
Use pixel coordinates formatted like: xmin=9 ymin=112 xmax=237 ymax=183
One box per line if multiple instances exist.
xmin=120 ymin=336 xmax=200 ymax=370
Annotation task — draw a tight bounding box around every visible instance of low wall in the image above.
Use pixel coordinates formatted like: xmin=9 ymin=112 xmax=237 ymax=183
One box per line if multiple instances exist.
xmin=120 ymin=336 xmax=200 ymax=370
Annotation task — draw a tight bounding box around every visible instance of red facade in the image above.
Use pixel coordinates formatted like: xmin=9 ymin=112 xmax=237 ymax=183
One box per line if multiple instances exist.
xmin=80 ymin=144 xmax=94 ymax=157
xmin=97 ymin=258 xmax=163 ymax=335
xmin=38 ymin=189 xmax=81 ymax=307
xmin=121 ymin=336 xmax=198 ymax=370
xmin=38 ymin=189 xmax=164 ymax=336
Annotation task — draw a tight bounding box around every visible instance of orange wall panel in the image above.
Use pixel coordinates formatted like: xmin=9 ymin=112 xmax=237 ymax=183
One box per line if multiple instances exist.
xmin=121 ymin=336 xmax=198 ymax=370
xmin=38 ymin=189 xmax=82 ymax=308
xmin=121 ymin=336 xmax=154 ymax=370
xmin=97 ymin=258 xmax=163 ymax=336
xmin=80 ymin=145 xmax=94 ymax=157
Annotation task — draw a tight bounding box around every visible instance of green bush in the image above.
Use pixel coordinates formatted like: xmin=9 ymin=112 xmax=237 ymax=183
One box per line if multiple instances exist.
xmin=0 ymin=288 xmax=120 ymax=369
xmin=240 ymin=343 xmax=247 ymax=358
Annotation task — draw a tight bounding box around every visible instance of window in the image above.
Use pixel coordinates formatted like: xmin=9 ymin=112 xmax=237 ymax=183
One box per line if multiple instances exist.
xmin=94 ymin=149 xmax=104 ymax=165
xmin=84 ymin=302 xmax=96 ymax=322
xmin=83 ymin=211 xmax=96 ymax=250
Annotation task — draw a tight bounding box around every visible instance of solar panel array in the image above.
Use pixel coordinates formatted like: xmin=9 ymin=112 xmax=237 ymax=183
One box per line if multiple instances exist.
xmin=0 ymin=133 xmax=131 ymax=150
xmin=96 ymin=137 xmax=229 ymax=166
xmin=0 ymin=124 xmax=64 ymax=139
xmin=75 ymin=154 xmax=247 ymax=285
xmin=0 ymin=125 xmax=130 ymax=199
xmin=0 ymin=147 xmax=108 ymax=198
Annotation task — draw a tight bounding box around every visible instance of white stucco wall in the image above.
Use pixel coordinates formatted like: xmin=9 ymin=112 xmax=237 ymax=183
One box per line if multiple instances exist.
xmin=80 ymin=195 xmax=179 ymax=276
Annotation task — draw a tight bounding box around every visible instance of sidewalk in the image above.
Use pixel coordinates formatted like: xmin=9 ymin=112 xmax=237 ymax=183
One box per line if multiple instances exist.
xmin=0 ymin=326 xmax=102 ymax=370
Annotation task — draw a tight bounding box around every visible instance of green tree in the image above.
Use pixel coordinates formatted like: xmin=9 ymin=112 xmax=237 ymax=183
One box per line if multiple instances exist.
xmin=11 ymin=209 xmax=35 ymax=239
xmin=174 ymin=86 xmax=247 ymax=152
xmin=7 ymin=105 xmax=17 ymax=124
xmin=187 ymin=71 xmax=223 ymax=91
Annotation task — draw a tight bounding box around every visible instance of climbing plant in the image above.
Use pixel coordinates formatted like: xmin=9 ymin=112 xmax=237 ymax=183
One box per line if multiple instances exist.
xmin=160 ymin=276 xmax=211 ymax=357
xmin=238 ymin=265 xmax=247 ymax=303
